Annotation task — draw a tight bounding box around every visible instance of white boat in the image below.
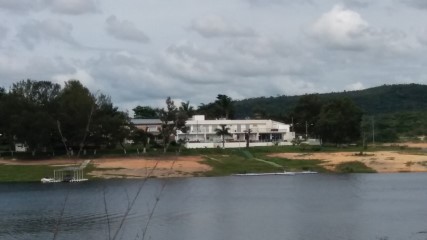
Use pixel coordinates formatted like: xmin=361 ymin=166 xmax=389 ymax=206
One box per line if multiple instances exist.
xmin=41 ymin=178 xmax=60 ymax=183
xmin=233 ymin=170 xmax=318 ymax=176
xmin=233 ymin=171 xmax=296 ymax=176
xmin=297 ymin=171 xmax=318 ymax=174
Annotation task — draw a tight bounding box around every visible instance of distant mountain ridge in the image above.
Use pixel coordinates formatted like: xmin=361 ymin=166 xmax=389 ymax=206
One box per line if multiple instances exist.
xmin=234 ymin=84 xmax=427 ymax=118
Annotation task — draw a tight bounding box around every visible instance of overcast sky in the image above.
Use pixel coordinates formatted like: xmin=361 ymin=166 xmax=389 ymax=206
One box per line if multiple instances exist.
xmin=0 ymin=0 xmax=426 ymax=111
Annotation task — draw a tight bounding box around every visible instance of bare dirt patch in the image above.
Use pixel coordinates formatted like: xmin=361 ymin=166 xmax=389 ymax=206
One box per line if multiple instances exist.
xmin=89 ymin=156 xmax=212 ymax=179
xmin=269 ymin=151 xmax=427 ymax=173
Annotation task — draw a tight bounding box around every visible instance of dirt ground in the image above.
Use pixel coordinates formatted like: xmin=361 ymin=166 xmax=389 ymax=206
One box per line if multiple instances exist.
xmin=269 ymin=151 xmax=427 ymax=173
xmin=89 ymin=156 xmax=211 ymax=178
xmin=0 ymin=156 xmax=211 ymax=178
xmin=2 ymin=142 xmax=427 ymax=177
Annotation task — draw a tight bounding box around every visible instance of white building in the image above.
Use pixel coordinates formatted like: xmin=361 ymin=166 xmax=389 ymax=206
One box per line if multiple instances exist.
xmin=176 ymin=115 xmax=295 ymax=148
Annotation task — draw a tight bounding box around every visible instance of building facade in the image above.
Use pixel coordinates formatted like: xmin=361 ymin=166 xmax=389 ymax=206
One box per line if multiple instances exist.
xmin=176 ymin=115 xmax=295 ymax=148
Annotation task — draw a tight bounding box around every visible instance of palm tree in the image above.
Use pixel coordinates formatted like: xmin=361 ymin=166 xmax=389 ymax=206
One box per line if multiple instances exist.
xmin=215 ymin=124 xmax=231 ymax=148
xmin=245 ymin=129 xmax=252 ymax=148
xmin=215 ymin=94 xmax=233 ymax=119
xmin=179 ymin=101 xmax=194 ymax=118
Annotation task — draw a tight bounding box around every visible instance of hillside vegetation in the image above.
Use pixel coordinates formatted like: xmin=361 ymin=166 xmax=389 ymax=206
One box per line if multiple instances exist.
xmin=234 ymin=84 xmax=427 ymax=118
xmin=233 ymin=84 xmax=427 ymax=142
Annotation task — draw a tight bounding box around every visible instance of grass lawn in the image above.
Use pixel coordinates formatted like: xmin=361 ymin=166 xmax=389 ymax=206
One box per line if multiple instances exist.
xmin=0 ymin=165 xmax=59 ymax=182
xmin=335 ymin=161 xmax=377 ymax=173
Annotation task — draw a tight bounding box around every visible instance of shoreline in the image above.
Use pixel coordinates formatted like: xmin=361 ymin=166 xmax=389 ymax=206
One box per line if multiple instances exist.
xmin=1 ymin=143 xmax=427 ymax=182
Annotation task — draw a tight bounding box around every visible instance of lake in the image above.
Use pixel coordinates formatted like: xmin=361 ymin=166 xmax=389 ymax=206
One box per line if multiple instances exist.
xmin=1 ymin=174 xmax=427 ymax=240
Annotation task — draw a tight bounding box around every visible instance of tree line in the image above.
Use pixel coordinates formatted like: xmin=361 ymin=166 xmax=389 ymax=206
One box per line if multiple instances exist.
xmin=2 ymin=79 xmax=400 ymax=157
xmin=0 ymin=80 xmax=238 ymax=156
xmin=0 ymin=80 xmax=131 ymax=156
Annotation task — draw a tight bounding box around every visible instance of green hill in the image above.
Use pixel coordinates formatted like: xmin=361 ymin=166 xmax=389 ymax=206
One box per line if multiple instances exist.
xmin=234 ymin=84 xmax=427 ymax=118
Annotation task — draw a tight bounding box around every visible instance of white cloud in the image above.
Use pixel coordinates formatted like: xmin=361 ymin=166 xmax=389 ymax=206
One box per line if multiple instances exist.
xmin=310 ymin=5 xmax=370 ymax=50
xmin=190 ymin=15 xmax=256 ymax=38
xmin=309 ymin=5 xmax=408 ymax=52
xmin=346 ymin=82 xmax=365 ymax=90
xmin=106 ymin=15 xmax=150 ymax=43
xmin=52 ymin=69 xmax=96 ymax=90
xmin=49 ymin=0 xmax=99 ymax=15
xmin=18 ymin=19 xmax=78 ymax=50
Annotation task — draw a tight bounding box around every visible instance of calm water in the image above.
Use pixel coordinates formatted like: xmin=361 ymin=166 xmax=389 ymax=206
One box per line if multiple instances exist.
xmin=1 ymin=174 xmax=427 ymax=240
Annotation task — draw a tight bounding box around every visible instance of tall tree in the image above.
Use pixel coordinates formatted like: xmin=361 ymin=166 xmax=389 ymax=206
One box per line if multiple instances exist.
xmin=4 ymin=80 xmax=61 ymax=155
xmin=132 ymin=106 xmax=158 ymax=119
xmin=215 ymin=124 xmax=231 ymax=148
xmin=130 ymin=128 xmax=152 ymax=154
xmin=215 ymin=94 xmax=233 ymax=119
xmin=317 ymin=98 xmax=363 ymax=145
xmin=179 ymin=101 xmax=194 ymax=119
xmin=158 ymin=97 xmax=187 ymax=153
xmin=90 ymin=94 xmax=131 ymax=154
xmin=56 ymin=80 xmax=96 ymax=153
xmin=292 ymin=94 xmax=323 ymax=136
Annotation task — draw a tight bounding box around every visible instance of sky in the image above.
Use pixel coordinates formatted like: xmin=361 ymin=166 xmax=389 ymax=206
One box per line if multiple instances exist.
xmin=0 ymin=0 xmax=426 ymax=112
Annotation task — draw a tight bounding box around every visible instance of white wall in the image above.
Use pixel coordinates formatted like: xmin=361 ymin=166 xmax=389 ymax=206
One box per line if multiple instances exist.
xmin=185 ymin=141 xmax=293 ymax=149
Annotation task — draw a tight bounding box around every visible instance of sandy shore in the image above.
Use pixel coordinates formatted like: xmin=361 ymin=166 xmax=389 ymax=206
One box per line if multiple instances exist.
xmin=0 ymin=156 xmax=212 ymax=178
xmin=269 ymin=151 xmax=427 ymax=173
xmin=2 ymin=142 xmax=427 ymax=177
xmin=89 ymin=156 xmax=211 ymax=178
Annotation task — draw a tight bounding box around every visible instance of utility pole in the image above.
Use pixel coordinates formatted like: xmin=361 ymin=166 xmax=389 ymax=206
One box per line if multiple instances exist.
xmin=305 ymin=121 xmax=308 ymax=140
xmin=372 ymin=117 xmax=375 ymax=147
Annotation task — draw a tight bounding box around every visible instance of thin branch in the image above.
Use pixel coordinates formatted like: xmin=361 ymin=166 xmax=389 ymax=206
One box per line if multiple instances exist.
xmin=103 ymin=186 xmax=111 ymax=240
xmin=111 ymin=161 xmax=159 ymax=240
xmin=52 ymin=190 xmax=70 ymax=240
xmin=140 ymin=156 xmax=178 ymax=240
xmin=56 ymin=120 xmax=69 ymax=157
xmin=78 ymin=91 xmax=98 ymax=158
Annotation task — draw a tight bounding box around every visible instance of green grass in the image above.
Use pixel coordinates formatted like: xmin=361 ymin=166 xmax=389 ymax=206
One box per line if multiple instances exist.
xmin=0 ymin=162 xmax=105 ymax=182
xmin=200 ymin=149 xmax=328 ymax=176
xmin=335 ymin=161 xmax=376 ymax=173
xmin=0 ymin=164 xmax=59 ymax=182
xmin=201 ymin=154 xmax=281 ymax=176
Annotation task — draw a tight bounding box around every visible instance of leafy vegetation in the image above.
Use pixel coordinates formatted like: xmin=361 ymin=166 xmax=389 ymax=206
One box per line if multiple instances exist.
xmin=233 ymin=84 xmax=427 ymax=142
xmin=0 ymin=165 xmax=58 ymax=182
xmin=335 ymin=161 xmax=376 ymax=173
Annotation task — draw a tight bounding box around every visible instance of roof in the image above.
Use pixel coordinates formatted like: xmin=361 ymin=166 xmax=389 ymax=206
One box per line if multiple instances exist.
xmin=131 ymin=118 xmax=162 ymax=125
xmin=56 ymin=166 xmax=83 ymax=171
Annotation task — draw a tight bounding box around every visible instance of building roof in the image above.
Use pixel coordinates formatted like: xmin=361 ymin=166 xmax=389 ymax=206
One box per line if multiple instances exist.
xmin=131 ymin=119 xmax=162 ymax=125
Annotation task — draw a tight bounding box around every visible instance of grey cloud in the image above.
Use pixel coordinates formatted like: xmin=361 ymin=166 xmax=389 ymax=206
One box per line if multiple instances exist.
xmin=190 ymin=15 xmax=256 ymax=38
xmin=49 ymin=0 xmax=99 ymax=15
xmin=85 ymin=52 xmax=176 ymax=104
xmin=106 ymin=15 xmax=150 ymax=43
xmin=244 ymin=0 xmax=313 ymax=6
xmin=402 ymin=0 xmax=427 ymax=9
xmin=159 ymin=40 xmax=301 ymax=84
xmin=0 ymin=25 xmax=8 ymax=42
xmin=341 ymin=0 xmax=371 ymax=8
xmin=0 ymin=53 xmax=75 ymax=88
xmin=0 ymin=0 xmax=44 ymax=13
xmin=0 ymin=0 xmax=98 ymax=15
xmin=18 ymin=19 xmax=79 ymax=50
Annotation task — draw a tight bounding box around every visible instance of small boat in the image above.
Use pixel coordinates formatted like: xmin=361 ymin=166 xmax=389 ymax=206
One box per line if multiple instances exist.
xmin=41 ymin=178 xmax=59 ymax=183
xmin=233 ymin=171 xmax=296 ymax=176
xmin=233 ymin=170 xmax=318 ymax=176
xmin=297 ymin=171 xmax=318 ymax=174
